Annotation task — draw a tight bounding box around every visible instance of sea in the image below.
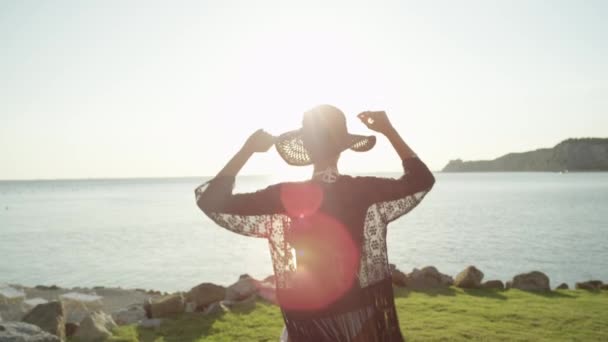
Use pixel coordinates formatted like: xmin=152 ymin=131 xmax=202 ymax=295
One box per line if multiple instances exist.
xmin=1 ymin=172 xmax=607 ymax=292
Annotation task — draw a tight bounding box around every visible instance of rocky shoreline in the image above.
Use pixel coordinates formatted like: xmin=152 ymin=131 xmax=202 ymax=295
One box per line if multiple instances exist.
xmin=2 ymin=266 xmax=607 ymax=341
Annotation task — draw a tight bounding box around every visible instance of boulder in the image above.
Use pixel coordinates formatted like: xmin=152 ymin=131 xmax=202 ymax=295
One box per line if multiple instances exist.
xmin=257 ymin=281 xmax=277 ymax=304
xmin=22 ymin=301 xmax=65 ymax=340
xmin=23 ymin=298 xmax=49 ymax=312
xmin=440 ymin=274 xmax=454 ymax=287
xmin=147 ymin=294 xmax=185 ymax=318
xmin=111 ymin=303 xmax=146 ymax=325
xmin=0 ymin=286 xmax=26 ymax=305
xmin=229 ymin=295 xmax=257 ymax=312
xmin=185 ymin=283 xmax=225 ymax=311
xmin=73 ymin=311 xmax=117 ymax=342
xmin=0 ymin=321 xmax=60 ymax=342
xmin=509 ymin=271 xmax=550 ymax=291
xmin=0 ymin=286 xmax=26 ymax=321
xmin=481 ymin=280 xmax=505 ymax=290
xmin=65 ymin=322 xmax=79 ymax=337
xmin=34 ymin=285 xmax=60 ymax=291
xmin=204 ymin=302 xmax=230 ymax=315
xmin=575 ymin=280 xmax=603 ymax=291
xmin=139 ymin=318 xmax=163 ymax=329
xmin=0 ymin=306 xmax=28 ymax=322
xmin=257 ymin=277 xmax=278 ymax=305
xmin=454 ymin=266 xmax=484 ymax=289
xmin=263 ymin=275 xmax=276 ymax=285
xmin=59 ymin=292 xmax=103 ymax=323
xmin=407 ymin=266 xmax=453 ymax=290
xmin=556 ymin=283 xmax=569 ymax=290
xmin=390 ymin=265 xmax=408 ymax=287
xmin=184 ymin=301 xmax=196 ymax=313
xmin=225 ymin=275 xmax=259 ymax=301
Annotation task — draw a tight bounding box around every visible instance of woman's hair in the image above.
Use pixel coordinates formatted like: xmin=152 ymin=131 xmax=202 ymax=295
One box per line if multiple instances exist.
xmin=301 ymin=105 xmax=347 ymax=164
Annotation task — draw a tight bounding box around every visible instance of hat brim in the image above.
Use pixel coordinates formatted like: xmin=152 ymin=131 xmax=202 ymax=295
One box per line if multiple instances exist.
xmin=275 ymin=129 xmax=376 ymax=166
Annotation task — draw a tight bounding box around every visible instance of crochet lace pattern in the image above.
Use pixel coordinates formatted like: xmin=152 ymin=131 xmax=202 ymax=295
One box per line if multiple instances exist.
xmin=275 ymin=129 xmax=376 ymax=166
xmin=195 ymin=157 xmax=435 ymax=342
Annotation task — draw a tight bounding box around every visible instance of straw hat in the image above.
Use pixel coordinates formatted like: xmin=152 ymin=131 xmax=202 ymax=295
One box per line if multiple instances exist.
xmin=275 ymin=105 xmax=376 ymax=166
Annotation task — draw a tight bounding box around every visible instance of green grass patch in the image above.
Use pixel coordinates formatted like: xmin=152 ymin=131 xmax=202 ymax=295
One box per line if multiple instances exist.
xmin=107 ymin=288 xmax=608 ymax=341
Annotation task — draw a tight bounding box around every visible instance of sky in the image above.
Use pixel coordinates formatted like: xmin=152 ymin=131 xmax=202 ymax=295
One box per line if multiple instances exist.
xmin=1 ymin=0 xmax=607 ymax=180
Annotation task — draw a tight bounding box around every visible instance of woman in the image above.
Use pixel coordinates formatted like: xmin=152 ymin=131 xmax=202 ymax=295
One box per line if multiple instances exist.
xmin=195 ymin=105 xmax=435 ymax=341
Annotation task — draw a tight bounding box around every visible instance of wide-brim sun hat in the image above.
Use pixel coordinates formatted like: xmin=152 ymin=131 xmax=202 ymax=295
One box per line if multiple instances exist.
xmin=275 ymin=104 xmax=376 ymax=166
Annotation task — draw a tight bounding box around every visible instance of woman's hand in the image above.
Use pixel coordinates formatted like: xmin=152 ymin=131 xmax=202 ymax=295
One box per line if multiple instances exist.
xmin=243 ymin=129 xmax=275 ymax=154
xmin=357 ymin=111 xmax=395 ymax=135
xmin=211 ymin=129 xmax=274 ymax=179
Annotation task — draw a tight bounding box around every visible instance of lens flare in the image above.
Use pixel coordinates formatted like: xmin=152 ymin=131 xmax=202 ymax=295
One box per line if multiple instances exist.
xmin=280 ymin=182 xmax=323 ymax=218
xmin=279 ymin=212 xmax=359 ymax=311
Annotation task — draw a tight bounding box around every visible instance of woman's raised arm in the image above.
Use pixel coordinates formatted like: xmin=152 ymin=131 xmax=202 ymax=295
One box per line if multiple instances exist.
xmin=357 ymin=111 xmax=418 ymax=160
xmin=214 ymin=129 xmax=275 ymax=178
xmin=194 ymin=129 xmax=283 ymax=238
xmin=355 ymin=111 xmax=435 ymax=223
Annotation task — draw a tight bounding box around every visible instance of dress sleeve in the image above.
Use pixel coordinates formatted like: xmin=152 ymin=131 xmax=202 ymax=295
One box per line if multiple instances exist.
xmin=194 ymin=176 xmax=283 ymax=238
xmin=358 ymin=157 xmax=435 ymax=224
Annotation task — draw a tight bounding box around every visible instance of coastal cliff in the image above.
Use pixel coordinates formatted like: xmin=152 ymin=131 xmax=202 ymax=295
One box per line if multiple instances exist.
xmin=442 ymin=138 xmax=608 ymax=172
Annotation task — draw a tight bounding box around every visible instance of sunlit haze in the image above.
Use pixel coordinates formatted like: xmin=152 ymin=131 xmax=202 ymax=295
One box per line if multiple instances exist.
xmin=1 ymin=0 xmax=606 ymax=179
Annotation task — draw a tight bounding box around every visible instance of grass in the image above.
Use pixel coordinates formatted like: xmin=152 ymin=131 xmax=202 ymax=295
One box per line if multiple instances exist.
xmin=105 ymin=288 xmax=608 ymax=341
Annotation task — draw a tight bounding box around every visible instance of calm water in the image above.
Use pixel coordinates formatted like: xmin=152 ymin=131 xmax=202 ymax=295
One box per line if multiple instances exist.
xmin=1 ymin=173 xmax=607 ymax=292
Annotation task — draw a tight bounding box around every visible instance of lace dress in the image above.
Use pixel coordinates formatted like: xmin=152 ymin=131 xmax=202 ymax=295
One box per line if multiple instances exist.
xmin=195 ymin=157 xmax=435 ymax=342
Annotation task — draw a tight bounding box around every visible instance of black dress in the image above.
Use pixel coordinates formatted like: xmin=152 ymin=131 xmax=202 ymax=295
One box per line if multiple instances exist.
xmin=195 ymin=156 xmax=435 ymax=342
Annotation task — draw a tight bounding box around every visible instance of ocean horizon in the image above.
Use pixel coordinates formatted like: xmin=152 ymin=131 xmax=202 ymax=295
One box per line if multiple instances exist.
xmin=1 ymin=172 xmax=607 ymax=292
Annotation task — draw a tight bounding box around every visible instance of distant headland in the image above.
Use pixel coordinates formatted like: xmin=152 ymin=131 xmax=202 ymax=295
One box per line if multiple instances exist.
xmin=443 ymin=138 xmax=608 ymax=172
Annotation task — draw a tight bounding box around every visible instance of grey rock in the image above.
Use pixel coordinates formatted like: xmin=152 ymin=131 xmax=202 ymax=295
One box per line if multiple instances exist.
xmin=225 ymin=276 xmax=258 ymax=301
xmin=184 ymin=301 xmax=196 ymax=313
xmin=390 ymin=266 xmax=408 ymax=287
xmin=111 ymin=304 xmax=146 ymax=325
xmin=22 ymin=299 xmax=48 ymax=313
xmin=203 ymin=302 xmax=229 ymax=316
xmin=262 ymin=275 xmax=276 ymax=285
xmin=0 ymin=305 xmax=27 ymax=322
xmin=575 ymin=280 xmax=603 ymax=291
xmin=73 ymin=311 xmax=117 ymax=342
xmin=139 ymin=318 xmax=163 ymax=329
xmin=185 ymin=283 xmax=225 ymax=311
xmin=510 ymin=271 xmax=550 ymax=291
xmin=230 ymin=295 xmax=257 ymax=312
xmin=257 ymin=281 xmax=277 ymax=304
xmin=58 ymin=292 xmax=104 ymax=324
xmin=147 ymin=294 xmax=184 ymax=318
xmin=481 ymin=280 xmax=505 ymax=290
xmin=22 ymin=301 xmax=65 ymax=340
xmin=454 ymin=266 xmax=484 ymax=289
xmin=439 ymin=274 xmax=454 ymax=287
xmin=0 ymin=287 xmax=27 ymax=322
xmin=0 ymin=321 xmax=60 ymax=342
xmin=556 ymin=283 xmax=569 ymax=290
xmin=33 ymin=286 xmax=60 ymax=291
xmin=407 ymin=266 xmax=453 ymax=290
xmin=65 ymin=322 xmax=79 ymax=337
